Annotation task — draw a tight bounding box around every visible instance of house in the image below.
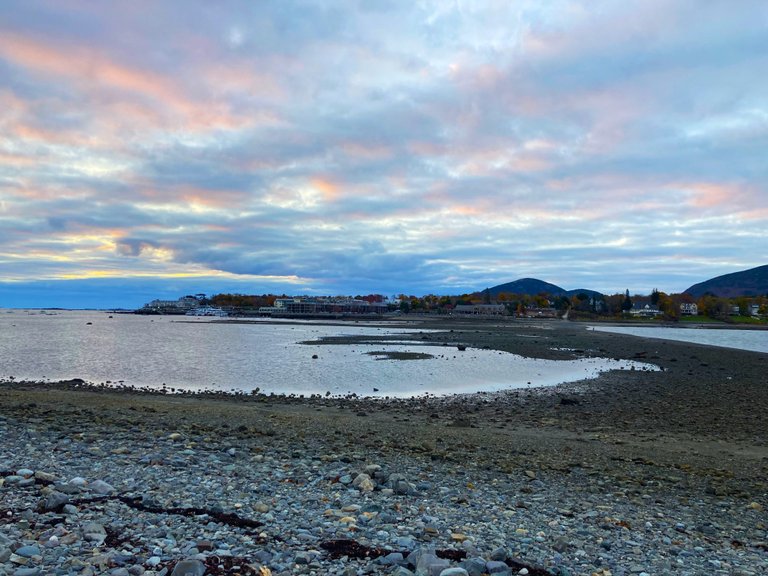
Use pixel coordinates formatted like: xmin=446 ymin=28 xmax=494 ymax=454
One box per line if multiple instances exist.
xmin=139 ymin=296 xmax=201 ymax=314
xmin=630 ymin=304 xmax=663 ymax=317
xmin=524 ymin=307 xmax=558 ymax=318
xmin=680 ymin=303 xmax=698 ymax=316
xmin=749 ymin=303 xmax=761 ymax=316
xmin=453 ymin=304 xmax=506 ymax=315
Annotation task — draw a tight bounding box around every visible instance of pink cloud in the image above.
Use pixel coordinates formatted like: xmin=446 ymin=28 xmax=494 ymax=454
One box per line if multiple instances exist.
xmin=0 ymin=32 xmax=240 ymax=133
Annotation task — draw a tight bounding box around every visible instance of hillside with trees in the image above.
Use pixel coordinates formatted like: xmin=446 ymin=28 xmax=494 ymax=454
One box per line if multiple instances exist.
xmin=685 ymin=265 xmax=768 ymax=298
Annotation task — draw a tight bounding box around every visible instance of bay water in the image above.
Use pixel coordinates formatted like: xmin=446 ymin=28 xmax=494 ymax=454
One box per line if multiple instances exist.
xmin=591 ymin=325 xmax=768 ymax=354
xmin=0 ymin=310 xmax=659 ymax=397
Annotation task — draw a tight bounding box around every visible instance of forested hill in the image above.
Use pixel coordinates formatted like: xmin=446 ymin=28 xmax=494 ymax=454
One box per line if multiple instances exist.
xmin=487 ymin=278 xmax=565 ymax=296
xmin=685 ymin=265 xmax=768 ymax=298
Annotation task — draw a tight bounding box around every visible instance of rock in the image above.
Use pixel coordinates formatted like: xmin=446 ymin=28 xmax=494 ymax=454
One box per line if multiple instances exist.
xmin=490 ymin=547 xmax=508 ymax=561
xmin=16 ymin=468 xmax=34 ymax=478
xmin=379 ymin=552 xmax=405 ymax=566
xmin=13 ymin=546 xmax=41 ymax=559
xmin=82 ymin=522 xmax=107 ymax=544
xmin=552 ymin=537 xmax=570 ymax=552
xmin=415 ymin=552 xmax=449 ymax=575
xmin=62 ymin=504 xmax=78 ymax=515
xmin=389 ymin=568 xmax=415 ymax=576
xmin=387 ymin=474 xmax=419 ymax=496
xmin=13 ymin=569 xmax=41 ymax=576
xmin=41 ymin=491 xmax=69 ymax=511
xmin=352 ymin=473 xmax=375 ymax=492
xmin=459 ymin=558 xmax=487 ymax=576
xmin=439 ymin=569 xmax=469 ymax=576
xmin=89 ymin=480 xmax=115 ymax=494
xmin=170 ymin=559 xmax=206 ymax=576
xmin=0 ymin=547 xmax=11 ymax=563
xmin=485 ymin=561 xmax=511 ymax=574
xmin=34 ymin=471 xmax=56 ymax=483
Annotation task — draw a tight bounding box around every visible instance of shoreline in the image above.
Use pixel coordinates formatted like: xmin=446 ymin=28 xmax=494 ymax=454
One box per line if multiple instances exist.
xmin=1 ymin=319 xmax=767 ymax=575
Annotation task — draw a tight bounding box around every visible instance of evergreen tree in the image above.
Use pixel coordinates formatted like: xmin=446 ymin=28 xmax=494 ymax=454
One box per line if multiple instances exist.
xmin=622 ymin=289 xmax=633 ymax=312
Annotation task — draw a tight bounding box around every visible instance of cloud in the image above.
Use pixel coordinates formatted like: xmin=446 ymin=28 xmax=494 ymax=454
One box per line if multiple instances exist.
xmin=1 ymin=1 xmax=767 ymax=306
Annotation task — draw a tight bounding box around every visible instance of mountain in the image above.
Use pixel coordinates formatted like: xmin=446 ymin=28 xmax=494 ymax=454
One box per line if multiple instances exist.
xmin=487 ymin=278 xmax=565 ymax=296
xmin=564 ymin=288 xmax=604 ymax=299
xmin=487 ymin=278 xmax=604 ymax=298
xmin=684 ymin=265 xmax=768 ymax=298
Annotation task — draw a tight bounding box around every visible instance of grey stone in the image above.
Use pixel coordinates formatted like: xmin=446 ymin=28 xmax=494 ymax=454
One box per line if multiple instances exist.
xmin=34 ymin=471 xmax=56 ymax=483
xmin=42 ymin=491 xmax=69 ymax=511
xmin=89 ymin=480 xmax=115 ymax=494
xmin=352 ymin=473 xmax=375 ymax=492
xmin=389 ymin=568 xmax=415 ymax=576
xmin=439 ymin=569 xmax=469 ymax=576
xmin=82 ymin=522 xmax=107 ymax=544
xmin=415 ymin=552 xmax=449 ymax=575
xmin=13 ymin=547 xmax=40 ymax=559
xmin=486 ymin=561 xmax=511 ymax=574
xmin=0 ymin=547 xmax=11 ymax=563
xmin=170 ymin=559 xmax=206 ymax=576
xmin=12 ymin=569 xmax=40 ymax=576
xmin=387 ymin=474 xmax=418 ymax=496
xmin=379 ymin=552 xmax=405 ymax=566
xmin=459 ymin=558 xmax=487 ymax=576
xmin=552 ymin=537 xmax=570 ymax=553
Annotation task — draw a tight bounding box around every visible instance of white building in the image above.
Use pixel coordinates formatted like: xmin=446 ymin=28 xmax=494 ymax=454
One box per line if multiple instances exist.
xmin=680 ymin=303 xmax=698 ymax=316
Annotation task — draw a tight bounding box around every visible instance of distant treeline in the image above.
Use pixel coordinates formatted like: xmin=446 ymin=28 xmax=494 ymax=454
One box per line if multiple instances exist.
xmin=201 ymin=290 xmax=767 ymax=321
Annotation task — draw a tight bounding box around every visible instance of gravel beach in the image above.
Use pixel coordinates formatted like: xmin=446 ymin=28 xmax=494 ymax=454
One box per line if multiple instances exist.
xmin=1 ymin=318 xmax=767 ymax=576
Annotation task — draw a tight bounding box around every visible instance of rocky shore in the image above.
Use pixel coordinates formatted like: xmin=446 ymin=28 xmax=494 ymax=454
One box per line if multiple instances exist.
xmin=1 ymin=319 xmax=767 ymax=575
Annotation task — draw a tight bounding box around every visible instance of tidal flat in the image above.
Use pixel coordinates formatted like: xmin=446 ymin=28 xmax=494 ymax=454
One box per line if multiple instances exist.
xmin=1 ymin=318 xmax=767 ymax=575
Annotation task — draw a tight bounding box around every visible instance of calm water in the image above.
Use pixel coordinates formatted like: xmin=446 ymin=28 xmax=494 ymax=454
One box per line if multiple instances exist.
xmin=0 ymin=310 xmax=658 ymax=397
xmin=591 ymin=325 xmax=768 ymax=353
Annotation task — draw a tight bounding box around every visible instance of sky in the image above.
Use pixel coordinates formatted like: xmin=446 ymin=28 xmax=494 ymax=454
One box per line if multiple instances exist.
xmin=1 ymin=1 xmax=767 ymax=308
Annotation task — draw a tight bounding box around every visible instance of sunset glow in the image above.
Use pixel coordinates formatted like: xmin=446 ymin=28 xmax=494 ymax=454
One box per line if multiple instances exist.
xmin=1 ymin=1 xmax=766 ymax=307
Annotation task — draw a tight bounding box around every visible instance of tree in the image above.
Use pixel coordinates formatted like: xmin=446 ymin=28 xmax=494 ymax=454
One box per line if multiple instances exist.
xmin=657 ymin=292 xmax=679 ymax=320
xmin=621 ymin=289 xmax=633 ymax=313
xmin=650 ymin=288 xmax=660 ymax=306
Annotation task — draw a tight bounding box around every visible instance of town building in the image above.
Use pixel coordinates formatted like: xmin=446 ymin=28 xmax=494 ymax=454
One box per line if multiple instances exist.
xmin=453 ymin=304 xmax=506 ymax=315
xmin=680 ymin=303 xmax=698 ymax=316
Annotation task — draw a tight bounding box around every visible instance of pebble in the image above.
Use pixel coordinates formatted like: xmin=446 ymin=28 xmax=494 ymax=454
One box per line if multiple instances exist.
xmin=1 ymin=391 xmax=767 ymax=576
